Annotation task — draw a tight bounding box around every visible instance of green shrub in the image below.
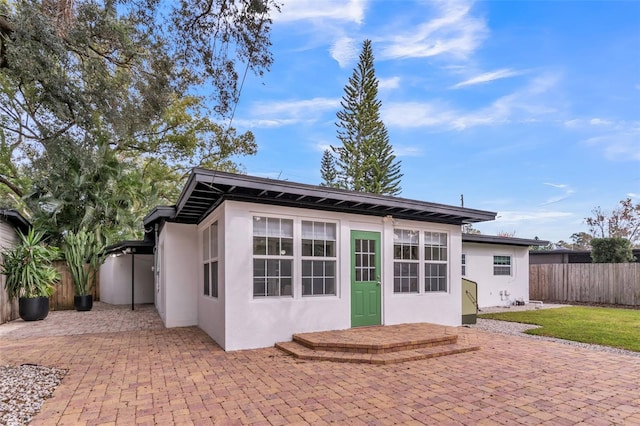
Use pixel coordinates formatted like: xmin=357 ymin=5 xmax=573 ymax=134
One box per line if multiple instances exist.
xmin=591 ymin=238 xmax=635 ymax=263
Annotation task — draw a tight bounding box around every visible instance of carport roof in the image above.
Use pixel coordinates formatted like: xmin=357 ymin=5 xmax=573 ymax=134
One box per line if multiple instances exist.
xmin=143 ymin=168 xmax=497 ymax=227
xmin=462 ymin=233 xmax=549 ymax=247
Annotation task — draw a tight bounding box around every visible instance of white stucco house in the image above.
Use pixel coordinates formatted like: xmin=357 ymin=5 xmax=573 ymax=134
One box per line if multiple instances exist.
xmin=461 ymin=234 xmax=547 ymax=309
xmin=141 ymin=169 xmax=503 ymax=351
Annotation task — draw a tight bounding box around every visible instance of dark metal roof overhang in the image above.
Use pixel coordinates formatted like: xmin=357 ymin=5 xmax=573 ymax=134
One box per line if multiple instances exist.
xmin=463 ymin=234 xmax=549 ymax=247
xmin=146 ymin=168 xmax=497 ymax=227
xmin=105 ymin=240 xmax=155 ymax=255
xmin=0 ymin=209 xmax=31 ymax=233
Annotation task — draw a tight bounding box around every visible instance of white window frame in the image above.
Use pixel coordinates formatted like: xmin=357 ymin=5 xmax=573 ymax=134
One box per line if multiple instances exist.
xmin=493 ymin=255 xmax=512 ymax=276
xmin=301 ymin=220 xmax=337 ymax=296
xmin=393 ymin=229 xmax=420 ymax=294
xmin=252 ymin=216 xmax=294 ymax=298
xmin=201 ymin=221 xmax=219 ymax=298
xmin=461 ymin=253 xmax=466 ymax=277
xmin=424 ymin=231 xmax=448 ymax=293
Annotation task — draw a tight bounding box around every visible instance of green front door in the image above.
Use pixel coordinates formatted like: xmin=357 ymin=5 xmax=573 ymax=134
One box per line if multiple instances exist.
xmin=351 ymin=230 xmax=381 ymax=327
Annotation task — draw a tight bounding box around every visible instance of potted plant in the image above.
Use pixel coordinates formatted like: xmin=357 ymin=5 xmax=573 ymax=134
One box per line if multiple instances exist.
xmin=0 ymin=229 xmax=61 ymax=321
xmin=62 ymin=229 xmax=105 ymax=311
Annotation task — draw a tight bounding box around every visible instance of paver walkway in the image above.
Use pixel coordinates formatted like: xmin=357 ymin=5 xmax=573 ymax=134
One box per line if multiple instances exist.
xmin=1 ymin=304 xmax=639 ymax=425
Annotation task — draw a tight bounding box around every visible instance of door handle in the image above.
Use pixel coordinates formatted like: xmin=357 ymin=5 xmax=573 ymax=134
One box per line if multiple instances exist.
xmin=376 ymin=275 xmax=381 ymax=286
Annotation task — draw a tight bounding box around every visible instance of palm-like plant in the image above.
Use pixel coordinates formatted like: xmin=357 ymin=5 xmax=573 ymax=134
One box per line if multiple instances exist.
xmin=62 ymin=229 xmax=105 ymax=296
xmin=1 ymin=229 xmax=60 ymax=299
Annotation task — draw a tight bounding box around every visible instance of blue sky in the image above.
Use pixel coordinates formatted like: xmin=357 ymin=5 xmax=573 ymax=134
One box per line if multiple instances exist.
xmin=229 ymin=0 xmax=640 ymax=244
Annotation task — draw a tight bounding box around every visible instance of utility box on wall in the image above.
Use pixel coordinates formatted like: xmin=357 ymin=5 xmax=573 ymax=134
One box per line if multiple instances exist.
xmin=462 ymin=278 xmax=478 ymax=325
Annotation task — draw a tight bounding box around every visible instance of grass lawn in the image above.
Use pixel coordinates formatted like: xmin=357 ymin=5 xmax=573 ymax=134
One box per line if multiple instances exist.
xmin=478 ymin=306 xmax=640 ymax=352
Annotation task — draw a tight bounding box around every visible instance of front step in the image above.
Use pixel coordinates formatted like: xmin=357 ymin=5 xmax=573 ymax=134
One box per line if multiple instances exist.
xmin=275 ymin=323 xmax=480 ymax=364
xmin=275 ymin=340 xmax=479 ymax=365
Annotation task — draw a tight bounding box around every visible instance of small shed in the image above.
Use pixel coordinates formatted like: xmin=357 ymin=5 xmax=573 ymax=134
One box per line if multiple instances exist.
xmin=100 ymin=239 xmax=155 ymax=308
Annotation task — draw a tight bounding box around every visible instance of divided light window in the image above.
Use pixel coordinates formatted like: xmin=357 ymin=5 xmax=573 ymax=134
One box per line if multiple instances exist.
xmin=253 ymin=217 xmax=293 ymax=297
xmin=424 ymin=232 xmax=448 ymax=292
xmin=393 ymin=229 xmax=419 ymax=293
xmin=301 ymin=221 xmax=336 ymax=296
xmin=461 ymin=254 xmax=466 ymax=276
xmin=493 ymin=255 xmax=511 ymax=276
xmin=202 ymin=222 xmax=218 ymax=298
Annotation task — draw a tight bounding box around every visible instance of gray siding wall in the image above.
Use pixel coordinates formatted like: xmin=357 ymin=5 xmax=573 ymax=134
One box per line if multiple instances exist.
xmin=0 ymin=219 xmax=20 ymax=324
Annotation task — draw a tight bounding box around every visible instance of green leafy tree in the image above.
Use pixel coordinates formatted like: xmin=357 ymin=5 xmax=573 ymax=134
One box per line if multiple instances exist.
xmin=320 ymin=149 xmax=338 ymax=187
xmin=0 ymin=0 xmax=270 ymax=240
xmin=332 ymin=39 xmax=402 ymax=195
xmin=591 ymin=238 xmax=636 ymax=263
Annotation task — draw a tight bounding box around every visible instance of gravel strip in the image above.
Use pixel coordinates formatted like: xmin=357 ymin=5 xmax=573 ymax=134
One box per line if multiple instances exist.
xmin=0 ymin=364 xmax=67 ymax=426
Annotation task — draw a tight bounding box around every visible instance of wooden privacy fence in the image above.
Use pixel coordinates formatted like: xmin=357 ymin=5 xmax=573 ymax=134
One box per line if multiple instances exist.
xmin=50 ymin=260 xmax=100 ymax=310
xmin=0 ymin=261 xmax=101 ymax=323
xmin=530 ymin=263 xmax=640 ymax=307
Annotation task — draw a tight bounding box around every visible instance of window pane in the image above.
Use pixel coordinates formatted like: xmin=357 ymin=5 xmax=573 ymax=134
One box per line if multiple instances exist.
xmin=253 ymin=237 xmax=266 ymax=255
xmin=267 ymin=218 xmax=280 ymax=237
xmin=210 ymin=222 xmax=218 ymax=258
xmin=254 ymin=259 xmax=265 ymax=276
xmin=313 ymin=278 xmax=324 ymax=295
xmin=281 ymin=238 xmax=293 ymax=256
xmin=202 ymin=228 xmax=209 ymax=261
xmin=253 ymin=278 xmax=266 ymax=297
xmin=211 ymin=262 xmax=218 ymax=297
xmin=313 ymin=241 xmax=325 ymax=257
xmin=302 ymin=278 xmax=312 ymax=296
xmin=325 ymin=223 xmax=336 ymax=240
xmin=253 ymin=216 xmax=266 ymax=236
xmin=302 ymin=240 xmax=313 ymax=256
xmin=267 ymin=238 xmax=280 ymax=256
xmin=302 ymin=221 xmax=314 ymax=239
xmin=325 ymin=261 xmax=335 ymax=277
xmin=203 ymin=263 xmax=210 ymax=296
xmin=325 ymin=241 xmax=336 ymax=257
xmin=325 ymin=278 xmax=335 ymax=295
xmin=267 ymin=278 xmax=280 ymax=296
xmin=281 ymin=259 xmax=292 ymax=277
xmin=281 ymin=278 xmax=292 ymax=296
xmin=281 ymin=219 xmax=293 ymax=238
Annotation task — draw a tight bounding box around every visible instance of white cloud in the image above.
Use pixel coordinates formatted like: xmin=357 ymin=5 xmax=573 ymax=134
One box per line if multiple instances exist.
xmin=541 ymin=183 xmax=575 ymax=206
xmin=237 ymin=97 xmax=341 ymax=128
xmin=275 ymin=0 xmax=367 ymax=24
xmin=589 ymin=118 xmax=613 ymax=126
xmin=379 ymin=0 xmax=488 ymax=60
xmin=452 ymin=68 xmax=526 ymax=88
xmin=495 ymin=210 xmax=574 ymax=224
xmin=330 ymin=37 xmax=358 ymax=68
xmin=394 ymin=146 xmax=423 ymax=157
xmin=628 ymin=193 xmax=639 ymax=198
xmin=378 ymin=76 xmax=401 ymax=90
xmin=383 ymin=72 xmax=561 ymax=130
xmin=584 ymin=129 xmax=640 ymax=161
xmin=543 ymin=183 xmax=569 ymax=189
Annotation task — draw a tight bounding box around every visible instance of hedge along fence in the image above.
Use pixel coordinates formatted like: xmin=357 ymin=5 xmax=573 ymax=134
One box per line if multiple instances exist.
xmin=530 ymin=263 xmax=640 ymax=307
xmin=50 ymin=260 xmax=100 ymax=310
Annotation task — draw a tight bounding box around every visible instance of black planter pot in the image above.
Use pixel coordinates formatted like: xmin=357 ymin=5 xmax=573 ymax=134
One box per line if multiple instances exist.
xmin=18 ymin=297 xmax=50 ymax=321
xmin=74 ymin=294 xmax=93 ymax=311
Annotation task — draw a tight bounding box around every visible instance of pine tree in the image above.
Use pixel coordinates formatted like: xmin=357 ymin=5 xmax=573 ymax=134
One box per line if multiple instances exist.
xmin=332 ymin=39 xmax=402 ymax=195
xmin=320 ymin=149 xmax=339 ymax=187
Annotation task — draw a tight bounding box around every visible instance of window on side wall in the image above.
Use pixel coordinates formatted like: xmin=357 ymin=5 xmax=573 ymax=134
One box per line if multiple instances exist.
xmin=493 ymin=255 xmax=511 ymax=276
xmin=301 ymin=221 xmax=337 ymax=296
xmin=253 ymin=216 xmax=293 ymax=297
xmin=202 ymin=222 xmax=219 ymax=298
xmin=393 ymin=229 xmax=419 ymax=293
xmin=461 ymin=253 xmax=466 ymax=276
xmin=424 ymin=231 xmax=448 ymax=292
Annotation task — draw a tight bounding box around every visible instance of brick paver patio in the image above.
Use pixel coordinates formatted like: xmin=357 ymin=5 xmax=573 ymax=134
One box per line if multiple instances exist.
xmin=1 ymin=303 xmax=639 ymax=425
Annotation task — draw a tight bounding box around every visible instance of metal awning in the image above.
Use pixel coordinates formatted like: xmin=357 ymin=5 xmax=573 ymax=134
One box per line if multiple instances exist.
xmin=144 ymin=168 xmax=497 ymax=227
